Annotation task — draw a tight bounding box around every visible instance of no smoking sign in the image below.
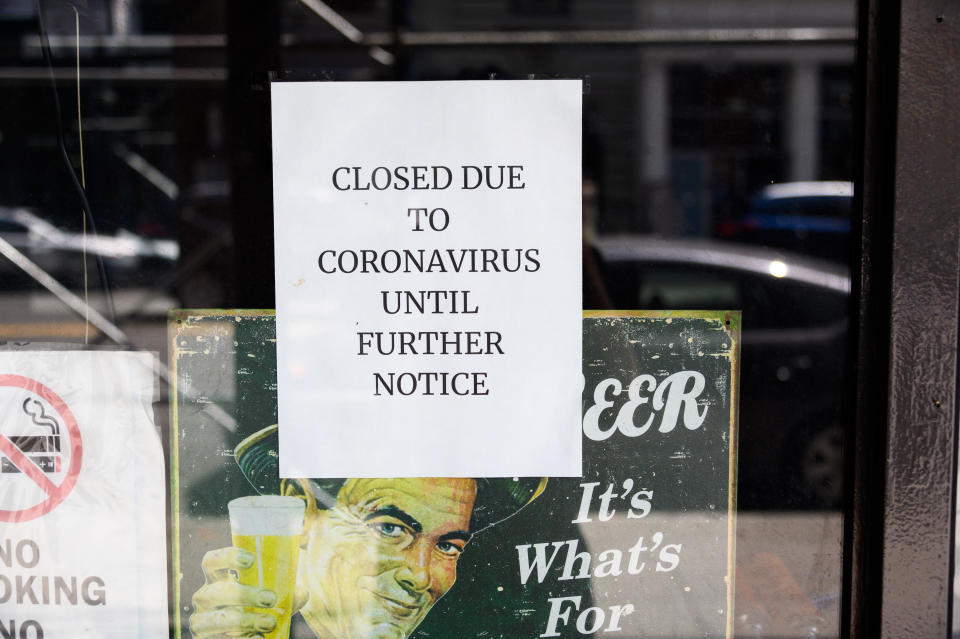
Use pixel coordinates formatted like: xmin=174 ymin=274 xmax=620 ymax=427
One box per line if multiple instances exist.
xmin=0 ymin=374 xmax=82 ymax=522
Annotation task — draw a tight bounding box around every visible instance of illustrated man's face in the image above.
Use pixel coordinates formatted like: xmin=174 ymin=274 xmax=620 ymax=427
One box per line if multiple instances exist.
xmin=297 ymin=477 xmax=476 ymax=639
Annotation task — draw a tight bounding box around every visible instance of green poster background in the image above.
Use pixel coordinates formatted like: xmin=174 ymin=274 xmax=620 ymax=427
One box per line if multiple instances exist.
xmin=171 ymin=310 xmax=739 ymax=639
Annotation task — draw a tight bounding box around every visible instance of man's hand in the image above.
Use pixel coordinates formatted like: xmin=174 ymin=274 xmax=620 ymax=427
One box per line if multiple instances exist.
xmin=189 ymin=547 xmax=279 ymax=638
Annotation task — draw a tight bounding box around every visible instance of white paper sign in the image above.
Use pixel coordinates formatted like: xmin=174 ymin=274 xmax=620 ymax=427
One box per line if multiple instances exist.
xmin=0 ymin=350 xmax=167 ymax=639
xmin=272 ymin=80 xmax=582 ymax=478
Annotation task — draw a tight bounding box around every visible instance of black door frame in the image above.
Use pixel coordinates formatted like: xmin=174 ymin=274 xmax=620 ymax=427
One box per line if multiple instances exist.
xmin=847 ymin=0 xmax=960 ymax=635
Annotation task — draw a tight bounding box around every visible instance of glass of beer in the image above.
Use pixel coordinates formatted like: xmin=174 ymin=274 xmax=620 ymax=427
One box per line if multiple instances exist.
xmin=228 ymin=496 xmax=305 ymax=639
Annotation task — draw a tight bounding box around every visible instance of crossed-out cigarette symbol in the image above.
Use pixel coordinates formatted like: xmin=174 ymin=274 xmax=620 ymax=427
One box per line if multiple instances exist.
xmin=0 ymin=398 xmax=63 ymax=474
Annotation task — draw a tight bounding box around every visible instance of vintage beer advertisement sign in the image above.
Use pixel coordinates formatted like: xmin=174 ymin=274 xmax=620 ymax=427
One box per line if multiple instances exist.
xmin=270 ymin=80 xmax=583 ymax=479
xmin=171 ymin=310 xmax=739 ymax=639
xmin=0 ymin=349 xmax=167 ymax=639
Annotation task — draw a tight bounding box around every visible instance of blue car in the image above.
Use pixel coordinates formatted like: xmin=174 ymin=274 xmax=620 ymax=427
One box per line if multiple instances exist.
xmin=725 ymin=181 xmax=853 ymax=261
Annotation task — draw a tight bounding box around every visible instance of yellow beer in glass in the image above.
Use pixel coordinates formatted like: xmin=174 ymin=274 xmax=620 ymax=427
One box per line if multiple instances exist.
xmin=228 ymin=496 xmax=305 ymax=639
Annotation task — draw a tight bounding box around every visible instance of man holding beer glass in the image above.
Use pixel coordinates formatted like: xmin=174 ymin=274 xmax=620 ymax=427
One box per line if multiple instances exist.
xmin=189 ymin=425 xmax=545 ymax=639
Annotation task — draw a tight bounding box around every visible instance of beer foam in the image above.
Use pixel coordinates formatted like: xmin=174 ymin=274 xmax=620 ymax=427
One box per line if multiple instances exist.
xmin=228 ymin=496 xmax=305 ymax=536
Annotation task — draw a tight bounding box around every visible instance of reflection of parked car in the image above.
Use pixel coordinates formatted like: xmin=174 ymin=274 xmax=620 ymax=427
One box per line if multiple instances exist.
xmin=595 ymin=236 xmax=849 ymax=509
xmin=0 ymin=207 xmax=179 ymax=288
xmin=718 ymin=181 xmax=853 ymax=261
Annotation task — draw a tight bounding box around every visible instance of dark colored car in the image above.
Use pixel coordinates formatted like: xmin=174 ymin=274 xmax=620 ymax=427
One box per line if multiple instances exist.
xmin=595 ymin=236 xmax=849 ymax=509
xmin=719 ymin=181 xmax=853 ymax=262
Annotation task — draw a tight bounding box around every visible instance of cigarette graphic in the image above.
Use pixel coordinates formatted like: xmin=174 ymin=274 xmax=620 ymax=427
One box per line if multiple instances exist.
xmin=1 ymin=398 xmax=63 ymax=474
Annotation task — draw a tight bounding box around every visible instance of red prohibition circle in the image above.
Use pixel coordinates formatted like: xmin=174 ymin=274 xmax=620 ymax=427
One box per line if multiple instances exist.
xmin=0 ymin=374 xmax=83 ymax=522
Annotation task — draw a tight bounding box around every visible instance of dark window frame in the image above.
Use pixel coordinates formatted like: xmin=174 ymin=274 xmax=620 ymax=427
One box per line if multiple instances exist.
xmin=846 ymin=0 xmax=960 ymax=635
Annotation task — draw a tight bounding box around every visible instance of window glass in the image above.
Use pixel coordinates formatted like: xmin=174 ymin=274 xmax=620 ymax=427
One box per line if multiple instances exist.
xmin=0 ymin=1 xmax=856 ymax=638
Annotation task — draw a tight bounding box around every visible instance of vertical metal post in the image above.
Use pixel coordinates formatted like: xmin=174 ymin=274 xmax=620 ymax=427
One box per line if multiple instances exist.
xmin=787 ymin=61 xmax=819 ymax=182
xmin=226 ymin=0 xmax=280 ymax=307
xmin=636 ymin=56 xmax=675 ymax=234
xmin=847 ymin=0 xmax=960 ymax=635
